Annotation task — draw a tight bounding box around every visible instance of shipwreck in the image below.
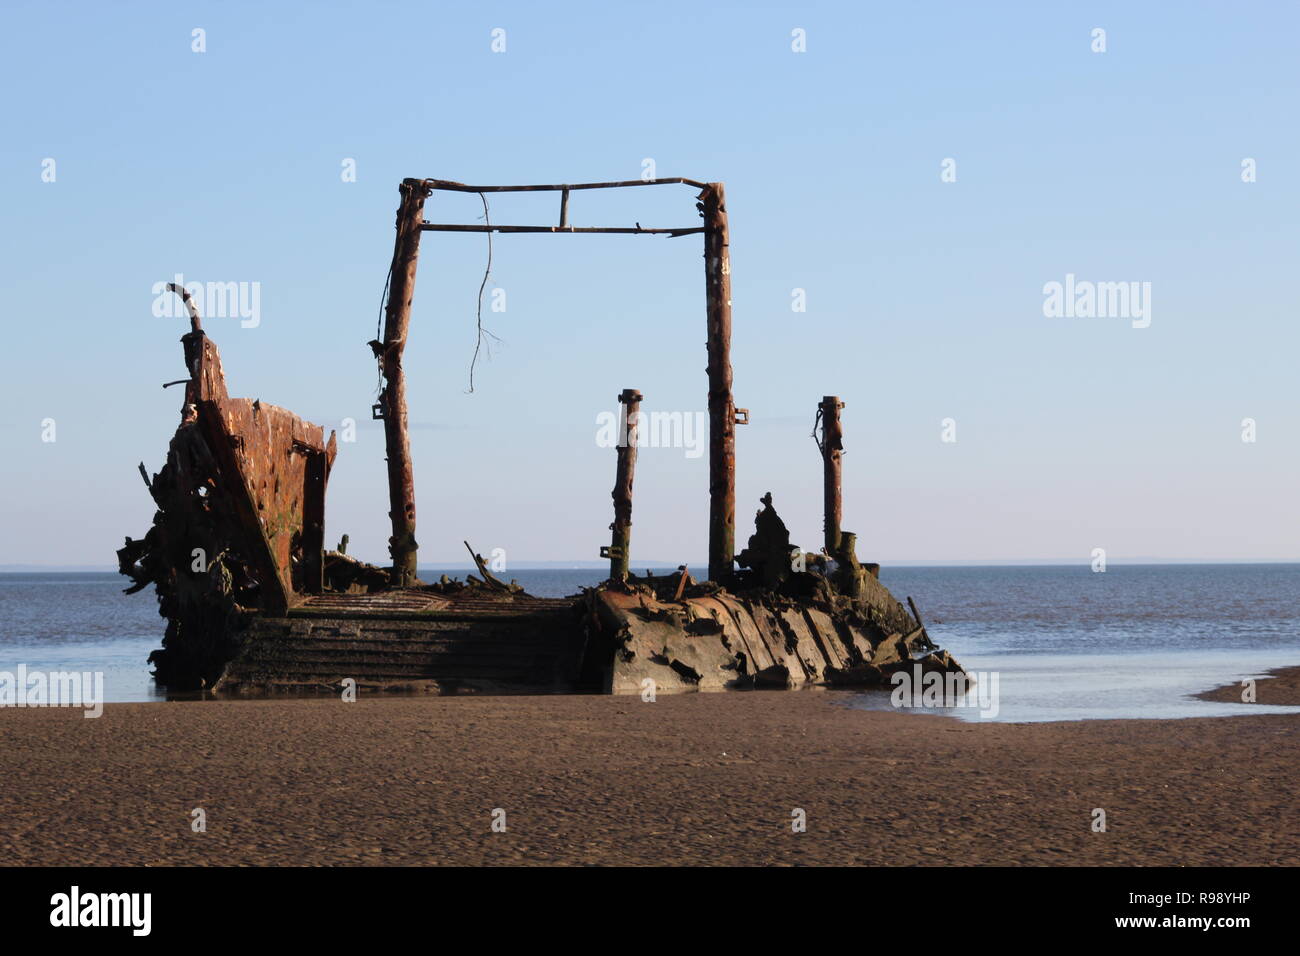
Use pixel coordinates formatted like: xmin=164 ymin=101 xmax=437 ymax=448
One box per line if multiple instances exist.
xmin=119 ymin=176 xmax=965 ymax=695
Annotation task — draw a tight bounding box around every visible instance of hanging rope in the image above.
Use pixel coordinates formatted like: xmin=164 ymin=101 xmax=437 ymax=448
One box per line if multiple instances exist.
xmin=467 ymin=191 xmax=501 ymax=393
xmin=811 ymin=405 xmax=825 ymax=455
xmin=373 ymin=263 xmax=392 ymax=397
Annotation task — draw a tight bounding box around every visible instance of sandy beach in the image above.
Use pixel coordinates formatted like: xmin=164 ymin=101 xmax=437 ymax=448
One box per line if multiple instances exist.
xmin=1 ymin=677 xmax=1296 ymax=867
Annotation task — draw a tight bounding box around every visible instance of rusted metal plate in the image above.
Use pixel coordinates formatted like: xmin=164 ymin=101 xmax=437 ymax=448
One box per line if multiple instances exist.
xmin=188 ymin=330 xmax=332 ymax=610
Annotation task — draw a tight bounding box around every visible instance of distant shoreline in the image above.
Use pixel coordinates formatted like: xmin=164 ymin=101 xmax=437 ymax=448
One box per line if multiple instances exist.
xmin=5 ymin=560 xmax=1300 ymax=574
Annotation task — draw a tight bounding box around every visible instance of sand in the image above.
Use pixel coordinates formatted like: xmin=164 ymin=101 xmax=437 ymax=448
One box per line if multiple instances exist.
xmin=1197 ymin=665 xmax=1300 ymax=705
xmin=0 ymin=686 xmax=1295 ymax=866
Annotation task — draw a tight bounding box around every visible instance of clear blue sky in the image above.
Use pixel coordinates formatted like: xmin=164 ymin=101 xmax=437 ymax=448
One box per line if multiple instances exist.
xmin=1 ymin=0 xmax=1296 ymax=568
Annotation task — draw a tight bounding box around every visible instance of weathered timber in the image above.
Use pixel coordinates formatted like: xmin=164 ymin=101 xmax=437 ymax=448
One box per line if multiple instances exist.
xmin=672 ymin=565 xmax=691 ymax=601
xmin=605 ymin=388 xmax=642 ymax=581
xmin=702 ymin=183 xmax=737 ymax=584
xmin=376 ymin=178 xmax=429 ymax=586
xmin=215 ymin=590 xmax=586 ymax=695
xmin=814 ymin=396 xmax=877 ymax=600
xmin=463 ymin=540 xmax=517 ymax=592
xmin=819 ymin=395 xmax=844 ymax=556
xmin=907 ymin=595 xmax=929 ymax=635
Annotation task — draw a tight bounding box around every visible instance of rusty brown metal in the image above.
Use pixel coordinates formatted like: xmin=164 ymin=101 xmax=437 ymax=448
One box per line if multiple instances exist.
xmin=907 ymin=595 xmax=926 ymax=631
xmin=300 ymin=431 xmax=336 ymax=595
xmin=605 ymin=388 xmax=643 ymax=581
xmin=197 ymin=401 xmax=331 ymax=607
xmin=187 ymin=334 xmax=288 ymax=612
xmin=702 ymin=183 xmax=736 ymax=584
xmin=135 ymin=299 xmax=338 ymax=618
xmin=406 ymin=176 xmax=739 ymax=582
xmin=377 ymin=178 xmax=430 ymax=586
xmin=463 ymin=540 xmax=516 ymax=592
xmin=420 ymin=177 xmax=710 ymax=193
xmin=419 ymin=178 xmax=706 ymax=236
xmin=420 ymin=223 xmax=703 ymax=237
xmin=672 ymin=565 xmax=690 ymax=601
xmin=819 ymin=396 xmax=845 ymax=556
xmin=122 ymin=181 xmax=975 ymax=699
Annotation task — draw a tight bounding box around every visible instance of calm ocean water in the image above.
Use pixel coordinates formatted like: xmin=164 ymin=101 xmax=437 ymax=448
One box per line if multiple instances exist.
xmin=873 ymin=564 xmax=1300 ymax=722
xmin=1 ymin=565 xmax=1297 ymax=721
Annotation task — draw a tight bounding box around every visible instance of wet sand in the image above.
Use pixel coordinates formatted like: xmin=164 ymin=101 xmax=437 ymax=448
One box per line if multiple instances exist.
xmin=0 ymin=690 xmax=1295 ymax=866
xmin=1197 ymin=665 xmax=1300 ymax=705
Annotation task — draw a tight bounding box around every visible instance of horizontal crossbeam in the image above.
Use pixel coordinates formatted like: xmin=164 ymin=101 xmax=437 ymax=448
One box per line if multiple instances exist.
xmin=419 ymin=223 xmax=703 ymax=237
xmin=419 ymin=177 xmax=709 ymax=193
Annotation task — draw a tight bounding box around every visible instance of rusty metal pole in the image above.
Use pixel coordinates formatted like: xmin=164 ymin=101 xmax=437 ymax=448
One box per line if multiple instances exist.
xmin=301 ymin=447 xmax=328 ymax=594
xmin=377 ymin=178 xmax=430 ymax=586
xmin=819 ymin=396 xmax=844 ymax=557
xmin=606 ymin=388 xmax=643 ymax=581
xmin=702 ymin=184 xmax=736 ymax=584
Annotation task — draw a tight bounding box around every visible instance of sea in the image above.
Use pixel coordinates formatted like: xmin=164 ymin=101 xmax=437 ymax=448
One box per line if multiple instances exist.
xmin=2 ymin=565 xmax=1297 ymax=722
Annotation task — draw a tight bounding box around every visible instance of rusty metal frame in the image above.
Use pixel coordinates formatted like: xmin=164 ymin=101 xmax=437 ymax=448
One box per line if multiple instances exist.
xmin=417 ymin=178 xmax=709 ymax=237
xmin=381 ymin=176 xmax=739 ymax=584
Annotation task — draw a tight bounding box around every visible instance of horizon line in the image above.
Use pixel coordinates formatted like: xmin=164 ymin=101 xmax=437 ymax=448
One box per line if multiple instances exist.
xmin=5 ymin=558 xmax=1300 ymax=574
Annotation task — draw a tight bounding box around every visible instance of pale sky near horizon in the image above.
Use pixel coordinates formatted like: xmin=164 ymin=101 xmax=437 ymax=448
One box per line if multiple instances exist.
xmin=1 ymin=1 xmax=1297 ymax=569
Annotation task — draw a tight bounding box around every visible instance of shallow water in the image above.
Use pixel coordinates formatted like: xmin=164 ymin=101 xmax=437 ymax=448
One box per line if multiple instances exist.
xmin=1 ymin=565 xmax=1297 ymax=719
xmin=865 ymin=564 xmax=1300 ymax=722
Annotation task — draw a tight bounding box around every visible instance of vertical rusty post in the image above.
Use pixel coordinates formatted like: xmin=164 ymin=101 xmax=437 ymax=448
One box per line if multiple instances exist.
xmin=819 ymin=396 xmax=844 ymax=556
xmin=301 ymin=447 xmax=328 ymax=594
xmin=378 ymin=178 xmax=429 ymax=586
xmin=702 ymin=183 xmax=736 ymax=584
xmin=606 ymin=388 xmax=642 ymax=581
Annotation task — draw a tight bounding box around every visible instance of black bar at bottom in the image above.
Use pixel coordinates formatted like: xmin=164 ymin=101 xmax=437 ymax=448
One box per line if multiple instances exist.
xmin=0 ymin=865 xmax=1276 ymax=942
